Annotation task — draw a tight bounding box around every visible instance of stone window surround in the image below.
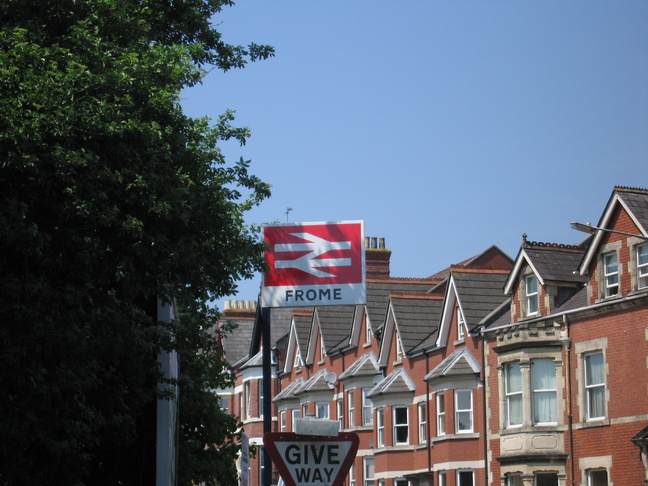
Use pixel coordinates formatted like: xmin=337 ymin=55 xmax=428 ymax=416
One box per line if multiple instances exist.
xmin=497 ymin=348 xmax=565 ymax=432
xmin=574 ymin=338 xmax=609 ymax=425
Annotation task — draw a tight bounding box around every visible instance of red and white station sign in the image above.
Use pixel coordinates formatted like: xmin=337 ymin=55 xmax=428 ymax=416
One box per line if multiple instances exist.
xmin=262 ymin=221 xmax=366 ymax=308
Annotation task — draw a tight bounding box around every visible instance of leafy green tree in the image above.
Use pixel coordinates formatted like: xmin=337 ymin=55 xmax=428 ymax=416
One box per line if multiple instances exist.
xmin=0 ymin=1 xmax=272 ymax=484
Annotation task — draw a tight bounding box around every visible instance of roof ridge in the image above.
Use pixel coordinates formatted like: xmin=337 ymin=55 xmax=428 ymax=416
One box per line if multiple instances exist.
xmin=449 ymin=264 xmax=510 ymax=274
xmin=292 ymin=309 xmax=314 ymax=317
xmin=367 ymin=277 xmax=442 ymax=283
xmin=614 ymin=185 xmax=648 ymax=195
xmin=522 ymin=240 xmax=585 ymax=252
xmin=389 ymin=291 xmax=444 ymax=300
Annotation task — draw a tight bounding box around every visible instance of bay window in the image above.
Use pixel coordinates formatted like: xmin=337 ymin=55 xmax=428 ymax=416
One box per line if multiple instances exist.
xmin=532 ymin=359 xmax=557 ymax=425
xmin=455 ymin=389 xmax=473 ymax=433
xmin=362 ymin=388 xmax=373 ymax=425
xmin=393 ymin=406 xmax=409 ymax=444
xmin=637 ymin=244 xmax=648 ymax=289
xmin=505 ymin=362 xmax=522 ymax=427
xmin=436 ymin=392 xmax=445 ymax=436
xmin=376 ymin=407 xmax=384 ymax=447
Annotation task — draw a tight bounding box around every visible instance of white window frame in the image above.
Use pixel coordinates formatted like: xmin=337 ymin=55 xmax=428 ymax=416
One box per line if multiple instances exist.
xmin=395 ymin=479 xmax=408 ymax=486
xmin=258 ymin=378 xmax=264 ymax=418
xmin=637 ymin=244 xmax=648 ymax=289
xmin=393 ymin=406 xmax=409 ymax=445
xmin=584 ymin=351 xmax=606 ymax=420
xmin=320 ymin=335 xmax=326 ymax=362
xmin=363 ymin=457 xmax=375 ymax=486
xmin=457 ymin=469 xmax=474 ymax=486
xmin=337 ymin=398 xmax=343 ymax=431
xmin=294 ymin=347 xmax=303 ymax=369
xmin=531 ymin=358 xmax=557 ymax=425
xmin=455 ymin=389 xmax=473 ymax=433
xmin=507 ymin=474 xmax=523 ymax=486
xmin=347 ymin=389 xmax=355 ymax=427
xmin=418 ymin=402 xmax=427 ymax=443
xmin=526 ymin=274 xmax=539 ymax=316
xmin=603 ymin=252 xmax=619 ymax=297
xmin=349 ymin=462 xmax=355 ymax=486
xmin=395 ymin=332 xmax=403 ymax=362
xmin=438 ymin=471 xmax=446 ymax=486
xmin=436 ymin=392 xmax=445 ymax=436
xmin=244 ymin=381 xmax=252 ymax=420
xmin=457 ymin=307 xmax=465 ymax=340
xmin=504 ymin=361 xmax=522 ymax=428
xmin=362 ymin=388 xmax=373 ymax=425
xmin=587 ymin=468 xmax=608 ymax=486
xmin=376 ymin=407 xmax=385 ymax=447
xmin=315 ymin=401 xmax=329 ymax=419
xmin=291 ymin=408 xmax=300 ymax=432
xmin=534 ymin=472 xmax=559 ymax=486
xmin=280 ymin=410 xmax=286 ymax=432
xmin=365 ymin=318 xmax=372 ymax=345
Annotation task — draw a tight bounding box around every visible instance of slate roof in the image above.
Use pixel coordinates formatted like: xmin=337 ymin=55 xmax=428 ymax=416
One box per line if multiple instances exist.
xmin=389 ymin=293 xmax=443 ymax=356
xmin=293 ymin=310 xmax=314 ymax=360
xmin=240 ymin=350 xmax=263 ymax=370
xmin=368 ymin=368 xmax=416 ymax=398
xmin=366 ymin=279 xmax=438 ymax=332
xmin=452 ymin=269 xmax=510 ymax=332
xmin=609 ymin=186 xmax=648 ymax=235
xmin=424 ymin=348 xmax=480 ymax=382
xmin=294 ymin=369 xmax=336 ymax=396
xmin=270 ymin=307 xmax=296 ymax=344
xmin=216 ymin=316 xmax=256 ymax=369
xmin=316 ymin=305 xmax=356 ymax=355
xmin=338 ymin=352 xmax=380 ymax=381
xmin=272 ymin=377 xmax=305 ymax=403
xmin=521 ymin=242 xmax=587 ymax=284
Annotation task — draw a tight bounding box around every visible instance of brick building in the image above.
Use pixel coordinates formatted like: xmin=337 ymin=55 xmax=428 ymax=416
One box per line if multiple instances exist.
xmin=220 ymin=186 xmax=648 ymax=486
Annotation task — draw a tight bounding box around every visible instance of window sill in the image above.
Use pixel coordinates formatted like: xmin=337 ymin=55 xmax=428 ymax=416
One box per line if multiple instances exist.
xmin=431 ymin=433 xmax=479 ymax=443
xmin=579 ymin=418 xmax=610 ymax=429
xmin=500 ymin=425 xmax=562 ymax=435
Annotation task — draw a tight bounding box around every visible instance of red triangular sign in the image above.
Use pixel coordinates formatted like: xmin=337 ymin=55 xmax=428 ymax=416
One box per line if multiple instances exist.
xmin=264 ymin=432 xmax=359 ymax=486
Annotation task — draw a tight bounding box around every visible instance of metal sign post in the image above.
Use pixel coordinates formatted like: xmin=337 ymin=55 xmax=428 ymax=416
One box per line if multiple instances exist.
xmin=260 ymin=221 xmax=365 ymax=486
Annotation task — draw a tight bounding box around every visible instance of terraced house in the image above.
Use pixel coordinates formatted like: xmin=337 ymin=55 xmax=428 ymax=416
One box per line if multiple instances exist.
xmin=220 ymin=186 xmax=648 ymax=486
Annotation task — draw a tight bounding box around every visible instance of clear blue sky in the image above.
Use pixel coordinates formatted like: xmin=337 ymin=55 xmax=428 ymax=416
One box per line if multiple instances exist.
xmin=181 ymin=1 xmax=648 ymax=310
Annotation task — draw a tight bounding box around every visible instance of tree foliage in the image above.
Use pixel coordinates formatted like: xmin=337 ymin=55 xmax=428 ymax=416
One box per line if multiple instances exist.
xmin=0 ymin=1 xmax=272 ymax=484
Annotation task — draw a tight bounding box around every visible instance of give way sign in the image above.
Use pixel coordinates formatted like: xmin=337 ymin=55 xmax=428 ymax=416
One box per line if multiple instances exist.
xmin=262 ymin=221 xmax=366 ymax=308
xmin=264 ymin=432 xmax=359 ymax=486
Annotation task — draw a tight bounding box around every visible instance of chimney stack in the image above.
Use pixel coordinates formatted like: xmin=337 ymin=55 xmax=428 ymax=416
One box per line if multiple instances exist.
xmin=365 ymin=236 xmax=391 ymax=279
xmin=221 ymin=300 xmax=257 ymax=319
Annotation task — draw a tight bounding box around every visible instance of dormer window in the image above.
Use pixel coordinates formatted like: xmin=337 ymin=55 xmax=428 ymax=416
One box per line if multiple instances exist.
xmin=637 ymin=244 xmax=648 ymax=289
xmin=525 ymin=275 xmax=539 ymax=316
xmin=603 ymin=252 xmax=619 ymax=297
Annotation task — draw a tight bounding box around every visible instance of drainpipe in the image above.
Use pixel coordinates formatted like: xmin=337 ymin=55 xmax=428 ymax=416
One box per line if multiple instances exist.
xmin=563 ymin=314 xmax=576 ymax=486
xmin=425 ymin=350 xmax=432 ymax=479
xmin=481 ymin=333 xmax=490 ymax=486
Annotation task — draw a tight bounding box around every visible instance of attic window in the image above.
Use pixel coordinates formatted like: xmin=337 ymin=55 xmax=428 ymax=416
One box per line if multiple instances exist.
xmin=603 ymin=252 xmax=619 ymax=297
xmin=457 ymin=308 xmax=465 ymax=341
xmin=525 ymin=275 xmax=539 ymax=316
